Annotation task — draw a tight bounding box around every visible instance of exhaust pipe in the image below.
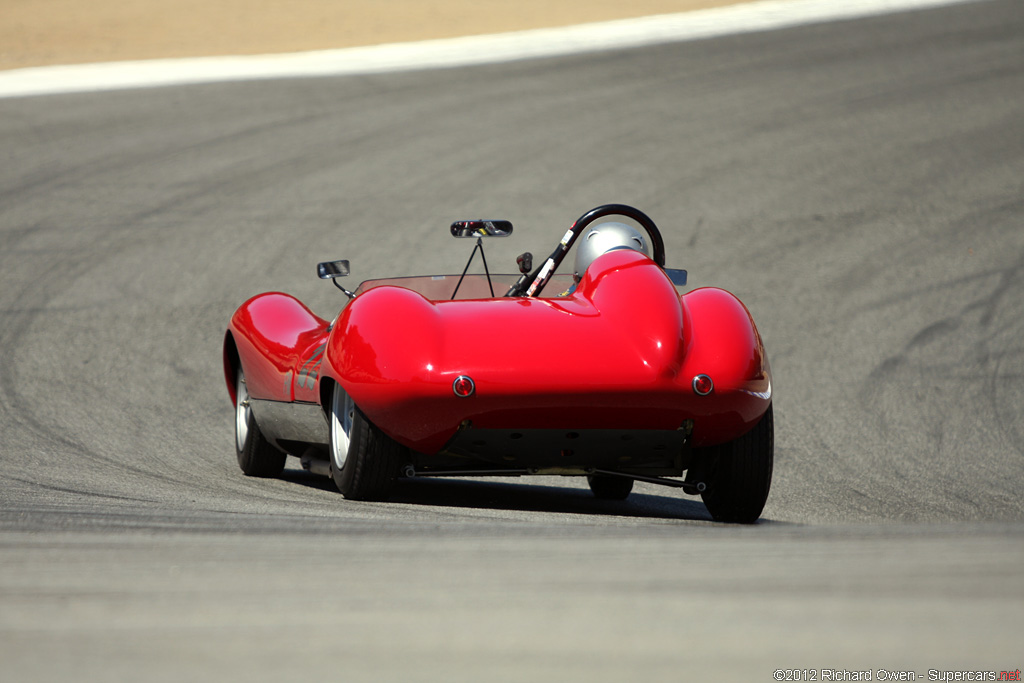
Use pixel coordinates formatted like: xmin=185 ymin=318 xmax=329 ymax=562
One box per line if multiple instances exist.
xmin=300 ymin=455 xmax=332 ymax=478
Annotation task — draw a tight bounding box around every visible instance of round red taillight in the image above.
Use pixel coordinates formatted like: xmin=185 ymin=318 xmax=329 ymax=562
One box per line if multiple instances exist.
xmin=452 ymin=375 xmax=475 ymax=398
xmin=692 ymin=374 xmax=714 ymax=396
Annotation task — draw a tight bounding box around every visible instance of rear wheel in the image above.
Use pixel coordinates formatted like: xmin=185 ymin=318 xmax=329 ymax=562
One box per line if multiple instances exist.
xmin=328 ymin=382 xmax=404 ymax=501
xmin=698 ymin=404 xmax=774 ymax=523
xmin=587 ymin=474 xmax=634 ymax=500
xmin=235 ymin=371 xmax=286 ymax=477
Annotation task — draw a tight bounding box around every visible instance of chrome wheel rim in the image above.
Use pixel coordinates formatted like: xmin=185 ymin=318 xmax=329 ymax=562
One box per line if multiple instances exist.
xmin=330 ymin=383 xmax=354 ymax=472
xmin=235 ymin=373 xmax=250 ymax=452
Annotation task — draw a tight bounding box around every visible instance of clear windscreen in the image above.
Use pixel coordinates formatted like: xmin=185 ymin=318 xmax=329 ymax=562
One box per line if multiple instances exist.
xmin=353 ymin=274 xmax=576 ymax=300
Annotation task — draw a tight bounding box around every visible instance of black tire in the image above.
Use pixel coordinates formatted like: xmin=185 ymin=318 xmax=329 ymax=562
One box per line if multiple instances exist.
xmin=234 ymin=371 xmax=286 ymax=478
xmin=698 ymin=404 xmax=774 ymax=523
xmin=587 ymin=474 xmax=634 ymax=500
xmin=328 ymin=383 xmax=404 ymax=501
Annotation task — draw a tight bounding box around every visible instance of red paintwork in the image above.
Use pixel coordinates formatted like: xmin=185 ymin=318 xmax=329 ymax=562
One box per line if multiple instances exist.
xmin=226 ymin=292 xmax=328 ymax=404
xmin=225 ymin=249 xmax=770 ymax=454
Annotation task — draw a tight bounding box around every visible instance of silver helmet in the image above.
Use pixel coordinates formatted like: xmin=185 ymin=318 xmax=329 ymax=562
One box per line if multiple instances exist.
xmin=573 ymin=221 xmax=650 ymax=280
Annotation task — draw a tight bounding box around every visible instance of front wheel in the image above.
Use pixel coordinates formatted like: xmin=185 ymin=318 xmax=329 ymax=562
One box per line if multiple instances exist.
xmin=234 ymin=371 xmax=286 ymax=477
xmin=697 ymin=404 xmax=774 ymax=524
xmin=328 ymin=382 xmax=404 ymax=501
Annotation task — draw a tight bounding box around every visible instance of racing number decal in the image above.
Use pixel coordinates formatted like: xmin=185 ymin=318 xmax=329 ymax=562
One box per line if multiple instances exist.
xmin=296 ymin=343 xmax=326 ymax=390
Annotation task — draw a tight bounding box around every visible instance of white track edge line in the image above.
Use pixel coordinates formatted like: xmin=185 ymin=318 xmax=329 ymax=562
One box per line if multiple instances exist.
xmin=0 ymin=0 xmax=980 ymax=99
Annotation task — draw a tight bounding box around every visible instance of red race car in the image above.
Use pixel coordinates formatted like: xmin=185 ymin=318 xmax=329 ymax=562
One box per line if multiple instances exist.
xmin=224 ymin=204 xmax=773 ymax=522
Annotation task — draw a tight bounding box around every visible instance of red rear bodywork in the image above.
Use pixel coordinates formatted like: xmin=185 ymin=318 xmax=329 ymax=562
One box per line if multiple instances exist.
xmin=224 ymin=249 xmax=771 ymax=459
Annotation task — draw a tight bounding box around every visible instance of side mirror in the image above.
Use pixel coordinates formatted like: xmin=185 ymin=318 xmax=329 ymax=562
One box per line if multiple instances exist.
xmin=450 ymin=220 xmax=513 ymax=238
xmin=317 ymin=260 xmax=350 ymax=279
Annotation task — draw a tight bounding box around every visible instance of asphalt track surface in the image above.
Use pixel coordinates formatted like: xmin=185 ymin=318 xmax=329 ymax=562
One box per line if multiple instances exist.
xmin=1 ymin=1 xmax=1022 ymax=680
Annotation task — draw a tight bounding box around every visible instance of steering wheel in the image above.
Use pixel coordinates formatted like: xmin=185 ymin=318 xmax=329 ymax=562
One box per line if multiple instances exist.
xmin=507 ymin=204 xmax=666 ymax=298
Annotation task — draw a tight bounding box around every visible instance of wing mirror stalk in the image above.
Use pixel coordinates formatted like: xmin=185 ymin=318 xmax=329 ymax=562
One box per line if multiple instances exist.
xmin=317 ymin=260 xmax=356 ymax=298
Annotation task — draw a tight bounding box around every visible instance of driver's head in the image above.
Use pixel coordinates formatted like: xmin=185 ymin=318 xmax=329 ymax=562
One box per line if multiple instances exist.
xmin=573 ymin=221 xmax=650 ymax=281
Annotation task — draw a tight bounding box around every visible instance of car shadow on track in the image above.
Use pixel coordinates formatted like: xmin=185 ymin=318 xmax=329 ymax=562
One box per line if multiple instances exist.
xmin=393 ymin=477 xmax=717 ymax=521
xmin=280 ymin=466 xmax=716 ymax=522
